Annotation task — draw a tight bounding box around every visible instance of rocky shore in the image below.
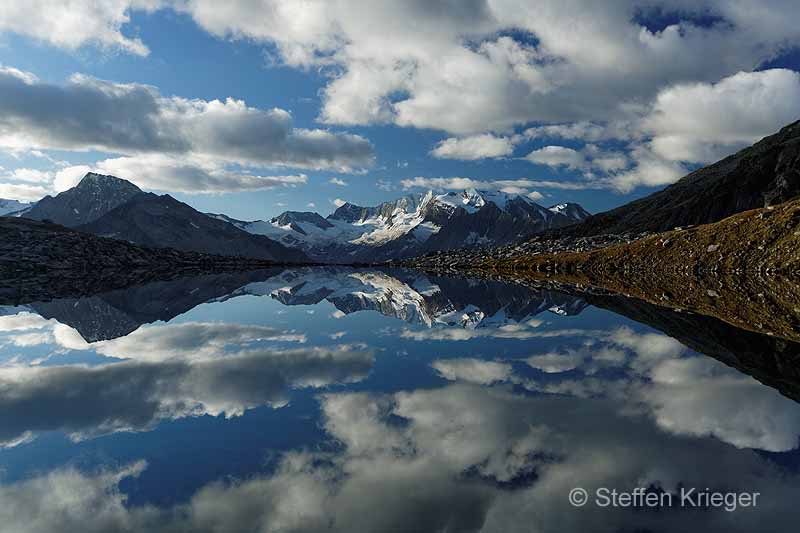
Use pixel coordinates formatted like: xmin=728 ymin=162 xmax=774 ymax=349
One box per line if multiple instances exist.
xmin=397 ymin=231 xmax=651 ymax=272
xmin=401 ymin=199 xmax=800 ymax=341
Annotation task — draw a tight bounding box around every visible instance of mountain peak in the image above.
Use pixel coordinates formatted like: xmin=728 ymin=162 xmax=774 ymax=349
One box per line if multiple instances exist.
xmin=23 ymin=173 xmax=143 ymax=228
xmin=76 ymin=172 xmax=142 ymax=193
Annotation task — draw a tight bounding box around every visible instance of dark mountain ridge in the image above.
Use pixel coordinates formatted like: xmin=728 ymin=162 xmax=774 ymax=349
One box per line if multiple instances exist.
xmin=558 ymin=119 xmax=800 ymax=237
xmin=24 ymin=173 xmax=142 ymax=227
xmin=21 ymin=173 xmax=309 ymax=263
xmin=78 ymin=192 xmax=308 ymax=262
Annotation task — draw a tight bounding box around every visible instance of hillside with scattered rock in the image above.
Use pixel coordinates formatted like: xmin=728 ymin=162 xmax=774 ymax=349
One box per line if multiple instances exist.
xmin=0 ymin=217 xmax=286 ymax=303
xmin=414 ymin=199 xmax=800 ymax=341
xmin=553 ymin=120 xmax=800 ymax=237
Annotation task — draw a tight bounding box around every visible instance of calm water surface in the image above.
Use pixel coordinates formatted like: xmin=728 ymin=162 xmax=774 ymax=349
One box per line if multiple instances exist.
xmin=1 ymin=267 xmax=799 ymax=532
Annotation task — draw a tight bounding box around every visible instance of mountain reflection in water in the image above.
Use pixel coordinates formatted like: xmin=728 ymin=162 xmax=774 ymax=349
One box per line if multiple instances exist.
xmin=0 ymin=267 xmax=799 ymax=532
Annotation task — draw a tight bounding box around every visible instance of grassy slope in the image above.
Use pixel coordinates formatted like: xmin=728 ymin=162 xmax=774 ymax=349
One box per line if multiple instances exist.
xmin=475 ymin=199 xmax=800 ymax=341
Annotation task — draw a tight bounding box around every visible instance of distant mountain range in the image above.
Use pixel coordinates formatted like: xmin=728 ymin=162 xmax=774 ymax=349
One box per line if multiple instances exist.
xmin=213 ymin=190 xmax=590 ymax=262
xmin=6 ymin=173 xmax=589 ymax=264
xmin=0 ymin=198 xmax=31 ymax=216
xmin=12 ymin=119 xmax=800 ymax=269
xmin=558 ymin=119 xmax=800 ymax=237
xmin=21 ymin=173 xmax=308 ymax=263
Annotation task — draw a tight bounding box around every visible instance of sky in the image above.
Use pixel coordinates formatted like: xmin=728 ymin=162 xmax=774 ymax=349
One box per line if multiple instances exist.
xmin=1 ymin=1 xmax=800 ymax=220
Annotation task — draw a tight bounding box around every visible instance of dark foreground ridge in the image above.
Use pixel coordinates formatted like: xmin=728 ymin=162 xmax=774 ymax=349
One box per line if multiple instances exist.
xmin=0 ymin=217 xmax=308 ymax=303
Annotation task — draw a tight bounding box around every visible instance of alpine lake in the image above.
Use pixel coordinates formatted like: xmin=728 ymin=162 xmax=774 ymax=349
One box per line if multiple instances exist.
xmin=1 ymin=267 xmax=799 ymax=532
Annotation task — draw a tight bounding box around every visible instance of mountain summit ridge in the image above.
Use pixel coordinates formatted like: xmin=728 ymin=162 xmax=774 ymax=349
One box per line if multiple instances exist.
xmin=226 ymin=188 xmax=590 ymax=262
xmin=21 ymin=173 xmax=309 ymax=263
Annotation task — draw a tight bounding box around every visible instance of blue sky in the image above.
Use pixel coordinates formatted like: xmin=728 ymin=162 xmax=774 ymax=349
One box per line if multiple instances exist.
xmin=1 ymin=2 xmax=799 ymax=220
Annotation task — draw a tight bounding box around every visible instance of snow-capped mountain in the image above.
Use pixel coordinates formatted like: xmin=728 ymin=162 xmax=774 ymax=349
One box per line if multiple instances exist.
xmin=219 ymin=189 xmax=590 ymax=262
xmin=0 ymin=198 xmax=32 ymax=216
xmin=237 ymin=268 xmax=589 ymax=328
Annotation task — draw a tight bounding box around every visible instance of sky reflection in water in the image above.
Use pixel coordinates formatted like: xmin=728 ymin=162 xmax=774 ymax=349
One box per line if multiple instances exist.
xmin=0 ymin=267 xmax=799 ymax=532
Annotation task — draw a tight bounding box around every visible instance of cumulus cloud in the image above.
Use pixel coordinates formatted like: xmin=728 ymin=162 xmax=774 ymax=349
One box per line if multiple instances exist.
xmin=328 ymin=177 xmax=348 ymax=186
xmin=69 ymin=155 xmax=309 ymax=194
xmin=168 ymin=1 xmax=800 ymax=136
xmin=644 ymin=69 xmax=800 ymax=163
xmin=522 ymin=69 xmax=800 ymax=192
xmin=0 ymin=1 xmax=155 ymax=55
xmin=0 ymin=66 xmax=373 ymax=194
xmin=0 ymin=182 xmax=49 ymax=202
xmin=525 ymin=146 xmax=586 ymax=169
xmin=431 ymin=134 xmax=515 ymax=160
xmin=0 ymin=341 xmax=373 ymax=445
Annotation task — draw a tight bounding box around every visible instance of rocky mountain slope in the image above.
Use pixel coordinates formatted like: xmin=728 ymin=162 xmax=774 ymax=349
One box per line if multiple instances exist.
xmin=78 ymin=192 xmax=308 ymax=262
xmin=24 ymin=173 xmax=142 ymax=226
xmin=21 ymin=173 xmax=309 ymax=263
xmin=557 ymin=119 xmax=800 ymax=236
xmin=425 ymin=198 xmax=800 ymax=341
xmin=220 ymin=189 xmax=589 ymax=262
xmin=0 ymin=217 xmax=282 ymax=303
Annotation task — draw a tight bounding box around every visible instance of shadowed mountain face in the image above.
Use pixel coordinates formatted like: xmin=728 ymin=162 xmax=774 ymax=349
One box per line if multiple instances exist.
xmin=21 ymin=172 xmax=309 ymax=263
xmin=559 ymin=120 xmax=800 ymax=236
xmin=24 ymin=173 xmax=142 ymax=227
xmin=78 ymin=192 xmax=309 ymax=262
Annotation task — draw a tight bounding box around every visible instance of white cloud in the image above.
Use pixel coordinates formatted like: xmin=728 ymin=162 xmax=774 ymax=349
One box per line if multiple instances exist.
xmin=0 ymin=66 xmax=373 ymax=194
xmin=4 ymin=3 xmax=800 ymax=148
xmin=520 ymin=69 xmax=800 ymax=192
xmin=0 ymin=182 xmax=48 ymax=201
xmin=400 ymin=176 xmax=599 ymax=196
xmin=1 ymin=168 xmax=51 ymax=183
xmin=525 ymin=146 xmax=586 ymax=169
xmin=526 ymin=190 xmax=544 ymax=201
xmin=328 ymin=177 xmax=348 ymax=186
xmin=52 ymin=165 xmax=92 ymax=193
xmin=2 ymin=380 xmax=798 ymax=533
xmin=0 ymin=1 xmax=157 ymax=55
xmin=644 ymin=69 xmax=800 ymax=163
xmin=307 ymin=202 xmax=316 ymax=208
xmin=430 ymin=134 xmax=515 ymax=160
xmin=332 ymin=198 xmax=347 ymax=207
xmin=168 ymin=1 xmax=800 ymax=136
xmin=80 ymin=154 xmax=308 ymax=194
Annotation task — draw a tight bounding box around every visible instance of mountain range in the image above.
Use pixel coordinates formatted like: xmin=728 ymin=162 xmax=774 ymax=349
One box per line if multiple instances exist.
xmin=5 ymin=120 xmax=800 ymax=268
xmin=213 ymin=190 xmax=589 ymax=262
xmin=20 ymin=173 xmax=308 ymax=263
xmin=0 ymin=199 xmax=31 ymax=216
